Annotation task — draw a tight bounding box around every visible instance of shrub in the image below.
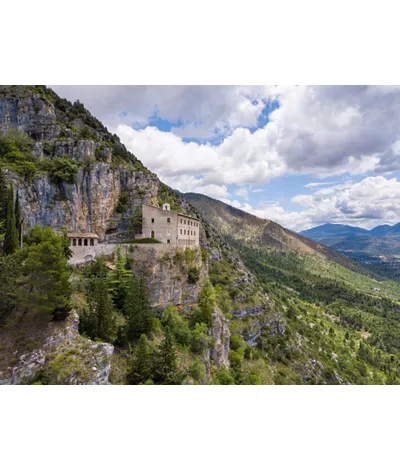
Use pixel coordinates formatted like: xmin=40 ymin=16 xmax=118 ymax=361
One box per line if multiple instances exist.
xmin=213 ymin=366 xmax=235 ymax=385
xmin=190 ymin=322 xmax=209 ymax=353
xmin=188 ymin=267 xmax=200 ymax=284
xmin=161 ymin=306 xmax=191 ymax=347
xmin=45 ymin=156 xmax=79 ymax=184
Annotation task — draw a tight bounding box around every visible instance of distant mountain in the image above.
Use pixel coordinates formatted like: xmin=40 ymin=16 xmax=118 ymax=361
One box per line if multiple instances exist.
xmin=331 ymin=236 xmax=400 ymax=255
xmin=387 ymin=223 xmax=400 ymax=236
xmin=300 ymin=222 xmax=400 ymax=245
xmin=369 ymin=224 xmax=393 ymax=237
xmin=300 ymin=223 xmax=370 ymax=244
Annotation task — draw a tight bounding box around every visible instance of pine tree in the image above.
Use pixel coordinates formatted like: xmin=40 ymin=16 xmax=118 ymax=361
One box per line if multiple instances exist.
xmin=17 ymin=226 xmax=71 ymax=320
xmin=195 ymin=280 xmax=216 ymax=326
xmin=153 ymin=328 xmax=182 ymax=385
xmin=123 ymin=273 xmax=154 ymax=343
xmin=0 ymin=169 xmax=8 ymax=234
xmin=82 ymin=256 xmax=117 ymax=342
xmin=4 ymin=185 xmax=19 ymax=255
xmin=14 ymin=190 xmax=21 ymax=245
xmin=109 ymin=247 xmax=132 ymax=310
xmin=128 ymin=334 xmax=154 ymax=384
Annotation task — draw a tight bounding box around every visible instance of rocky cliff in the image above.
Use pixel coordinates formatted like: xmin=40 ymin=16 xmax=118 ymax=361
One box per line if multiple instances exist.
xmin=0 ymin=86 xmax=285 ymax=383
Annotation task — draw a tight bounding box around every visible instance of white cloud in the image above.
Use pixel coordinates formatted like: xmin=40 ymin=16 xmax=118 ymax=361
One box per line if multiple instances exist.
xmin=304 ymin=181 xmax=340 ymax=189
xmin=222 ymin=176 xmax=400 ymax=232
xmin=116 ymin=124 xmax=286 ymax=197
xmin=235 ymin=187 xmax=249 ymax=200
xmin=52 ymin=85 xmax=400 ymax=209
xmin=51 ymin=85 xmax=273 ymax=140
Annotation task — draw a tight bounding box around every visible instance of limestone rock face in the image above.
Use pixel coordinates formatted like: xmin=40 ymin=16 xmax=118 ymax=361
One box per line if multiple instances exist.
xmin=8 ymin=312 xmax=114 ymax=385
xmin=0 ymin=87 xmax=59 ymax=140
xmin=208 ymin=308 xmax=231 ymax=368
xmin=9 ymin=165 xmax=159 ymax=240
xmin=131 ymin=245 xmax=207 ymax=310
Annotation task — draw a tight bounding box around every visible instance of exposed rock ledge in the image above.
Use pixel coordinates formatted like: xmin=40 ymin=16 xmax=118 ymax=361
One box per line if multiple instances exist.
xmin=1 ymin=312 xmax=114 ymax=385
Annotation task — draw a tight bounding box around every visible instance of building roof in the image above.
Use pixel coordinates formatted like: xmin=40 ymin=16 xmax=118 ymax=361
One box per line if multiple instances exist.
xmin=142 ymin=203 xmax=200 ymax=221
xmin=67 ymin=233 xmax=99 ymax=239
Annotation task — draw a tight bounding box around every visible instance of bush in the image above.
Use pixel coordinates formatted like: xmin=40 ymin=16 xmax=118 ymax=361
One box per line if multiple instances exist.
xmin=188 ymin=267 xmax=200 ymax=284
xmin=190 ymin=322 xmax=209 ymax=353
xmin=213 ymin=366 xmax=235 ymax=385
xmin=44 ymin=156 xmax=79 ymax=184
xmin=161 ymin=306 xmax=191 ymax=347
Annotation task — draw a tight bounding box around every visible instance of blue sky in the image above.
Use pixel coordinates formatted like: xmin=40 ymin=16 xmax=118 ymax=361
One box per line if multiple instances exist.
xmin=52 ymin=85 xmax=400 ymax=231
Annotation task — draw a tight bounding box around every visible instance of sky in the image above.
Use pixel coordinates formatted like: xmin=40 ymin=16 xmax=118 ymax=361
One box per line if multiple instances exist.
xmin=51 ymin=85 xmax=400 ymax=232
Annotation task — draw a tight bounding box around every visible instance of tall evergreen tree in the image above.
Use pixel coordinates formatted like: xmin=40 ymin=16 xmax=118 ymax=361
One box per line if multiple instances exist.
xmin=123 ymin=273 xmax=154 ymax=343
xmin=16 ymin=226 xmax=71 ymax=320
xmin=82 ymin=256 xmax=117 ymax=342
xmin=14 ymin=190 xmax=21 ymax=245
xmin=4 ymin=185 xmax=19 ymax=255
xmin=109 ymin=247 xmax=132 ymax=310
xmin=153 ymin=328 xmax=182 ymax=384
xmin=0 ymin=169 xmax=7 ymax=234
xmin=128 ymin=334 xmax=154 ymax=385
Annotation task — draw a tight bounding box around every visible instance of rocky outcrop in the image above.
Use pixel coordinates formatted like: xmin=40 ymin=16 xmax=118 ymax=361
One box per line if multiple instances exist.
xmin=131 ymin=245 xmax=207 ymax=310
xmin=0 ymin=87 xmax=58 ymax=140
xmin=208 ymin=308 xmax=231 ymax=368
xmin=8 ymin=165 xmax=159 ymax=240
xmin=6 ymin=312 xmax=114 ymax=385
xmin=233 ymin=308 xmax=286 ymax=346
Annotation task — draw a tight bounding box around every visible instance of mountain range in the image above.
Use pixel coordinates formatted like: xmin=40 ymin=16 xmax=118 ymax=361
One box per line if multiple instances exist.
xmin=300 ymin=222 xmax=400 ymax=255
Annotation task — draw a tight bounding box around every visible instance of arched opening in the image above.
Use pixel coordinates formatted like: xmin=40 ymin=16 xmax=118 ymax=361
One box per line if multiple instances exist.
xmin=151 ymin=230 xmax=155 ymax=239
xmin=78 ymin=239 xmax=82 ymax=246
xmin=167 ymin=239 xmax=170 ymax=244
xmin=90 ymin=239 xmax=94 ymax=246
xmin=84 ymin=239 xmax=88 ymax=246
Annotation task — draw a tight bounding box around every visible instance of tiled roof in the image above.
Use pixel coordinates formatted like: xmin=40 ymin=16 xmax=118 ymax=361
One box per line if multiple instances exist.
xmin=66 ymin=233 xmax=99 ymax=238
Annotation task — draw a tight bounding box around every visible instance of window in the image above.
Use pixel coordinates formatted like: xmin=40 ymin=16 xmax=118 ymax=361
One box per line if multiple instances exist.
xmin=180 ymin=219 xmax=182 ymax=223
xmin=151 ymin=218 xmax=155 ymax=223
xmin=84 ymin=239 xmax=88 ymax=246
xmin=90 ymin=239 xmax=94 ymax=246
xmin=180 ymin=229 xmax=182 ymax=234
xmin=167 ymin=239 xmax=170 ymax=244
xmin=167 ymin=218 xmax=170 ymax=223
xmin=184 ymin=230 xmax=186 ymax=235
xmin=194 ymin=231 xmax=196 ymax=236
xmin=78 ymin=239 xmax=82 ymax=246
xmin=151 ymin=230 xmax=155 ymax=239
xmin=73 ymin=239 xmax=76 ymax=246
xmin=184 ymin=220 xmax=186 ymax=224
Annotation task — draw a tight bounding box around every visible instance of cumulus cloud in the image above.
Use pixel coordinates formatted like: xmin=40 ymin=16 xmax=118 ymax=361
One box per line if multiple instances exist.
xmin=51 ymin=85 xmax=400 ymax=209
xmin=51 ymin=85 xmax=273 ymax=140
xmin=223 ymin=176 xmax=400 ymax=232
xmin=376 ymin=140 xmax=400 ymax=172
xmin=116 ymin=124 xmax=286 ymax=198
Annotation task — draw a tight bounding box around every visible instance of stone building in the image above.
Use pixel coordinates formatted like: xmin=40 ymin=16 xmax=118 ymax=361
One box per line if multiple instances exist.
xmin=67 ymin=233 xmax=99 ymax=248
xmin=139 ymin=203 xmax=200 ymax=246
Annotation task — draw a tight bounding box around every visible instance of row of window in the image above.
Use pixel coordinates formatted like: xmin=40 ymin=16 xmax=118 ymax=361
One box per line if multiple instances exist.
xmin=150 ymin=217 xmax=197 ymax=226
xmin=180 ymin=219 xmax=198 ymax=226
xmin=71 ymin=238 xmax=95 ymax=247
xmin=180 ymin=229 xmax=196 ymax=236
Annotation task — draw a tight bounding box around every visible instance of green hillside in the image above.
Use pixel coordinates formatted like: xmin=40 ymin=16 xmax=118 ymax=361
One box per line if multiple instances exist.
xmin=186 ymin=192 xmax=400 ymax=384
